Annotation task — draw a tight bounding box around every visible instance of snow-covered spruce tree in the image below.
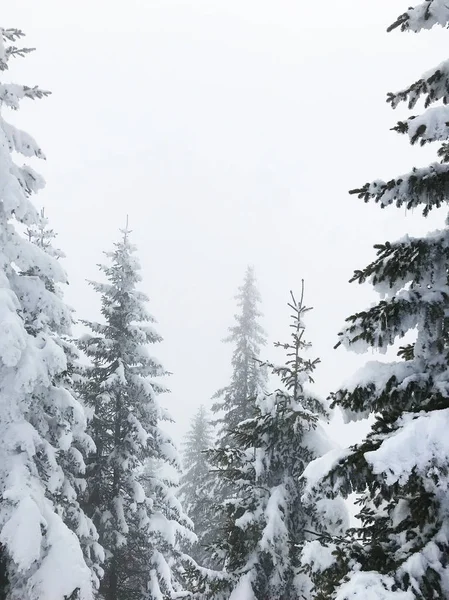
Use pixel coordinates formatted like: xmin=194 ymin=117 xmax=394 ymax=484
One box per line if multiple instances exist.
xmin=301 ymin=5 xmax=449 ymax=600
xmin=202 ymin=287 xmax=347 ymax=600
xmin=0 ymin=28 xmax=102 ymax=600
xmin=203 ymin=267 xmax=267 ymax=573
xmin=212 ymin=266 xmax=267 ymax=445
xmin=24 ymin=208 xmax=104 ymax=591
xmin=78 ymin=227 xmax=194 ymax=600
xmin=179 ymin=405 xmax=216 ymax=568
xmin=24 ymin=208 xmax=79 ymax=386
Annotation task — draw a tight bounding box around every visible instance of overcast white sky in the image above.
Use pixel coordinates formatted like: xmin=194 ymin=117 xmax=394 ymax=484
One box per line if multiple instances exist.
xmin=3 ymin=1 xmax=447 ymax=448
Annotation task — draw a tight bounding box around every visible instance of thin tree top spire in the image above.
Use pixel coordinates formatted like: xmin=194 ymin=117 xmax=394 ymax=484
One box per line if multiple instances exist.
xmin=264 ymin=282 xmax=321 ymax=409
xmin=281 ymin=282 xmax=317 ymax=399
xmin=122 ymin=214 xmax=130 ymax=243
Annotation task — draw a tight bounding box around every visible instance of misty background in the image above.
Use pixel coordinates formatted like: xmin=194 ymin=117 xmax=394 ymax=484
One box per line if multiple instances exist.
xmin=3 ymin=0 xmax=446 ymax=447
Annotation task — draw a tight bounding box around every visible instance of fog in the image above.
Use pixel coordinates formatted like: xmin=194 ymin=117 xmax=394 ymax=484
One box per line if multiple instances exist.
xmin=3 ymin=0 xmax=447 ymax=447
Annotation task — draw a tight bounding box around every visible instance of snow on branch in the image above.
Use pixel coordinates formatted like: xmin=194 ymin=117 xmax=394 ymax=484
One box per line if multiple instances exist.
xmin=387 ymin=58 xmax=449 ymax=110
xmin=350 ymin=162 xmax=449 ymax=216
xmin=388 ymin=0 xmax=449 ymax=33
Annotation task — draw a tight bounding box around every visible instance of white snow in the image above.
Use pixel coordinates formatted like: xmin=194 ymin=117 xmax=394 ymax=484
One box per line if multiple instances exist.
xmin=229 ymin=572 xmax=256 ymax=600
xmin=0 ymin=496 xmax=44 ymax=571
xmin=365 ymin=408 xmax=449 ymax=486
xmin=301 ymin=540 xmax=338 ymax=574
xmin=260 ymin=485 xmax=288 ymax=550
xmin=334 ymin=571 xmax=414 ymax=600
xmin=399 ymin=0 xmax=449 ymax=32
xmin=27 ymin=511 xmax=94 ymax=600
xmin=406 ymin=105 xmax=449 ymax=143
xmin=302 ymin=448 xmax=350 ymax=498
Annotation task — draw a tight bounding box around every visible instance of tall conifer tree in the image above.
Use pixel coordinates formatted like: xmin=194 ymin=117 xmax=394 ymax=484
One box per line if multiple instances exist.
xmin=212 ymin=266 xmax=267 ymax=445
xmin=205 ymin=268 xmax=267 ymax=572
xmin=301 ymin=4 xmax=449 ymax=599
xmin=0 ymin=28 xmax=101 ymax=600
xmin=79 ymin=226 xmax=194 ymax=600
xmin=24 ymin=208 xmax=104 ymax=592
xmin=203 ymin=287 xmax=346 ymax=600
xmin=180 ymin=406 xmax=216 ymax=568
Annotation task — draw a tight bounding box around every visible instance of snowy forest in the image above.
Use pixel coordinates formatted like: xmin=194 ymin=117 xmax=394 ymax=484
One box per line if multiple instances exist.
xmin=1 ymin=1 xmax=449 ymax=599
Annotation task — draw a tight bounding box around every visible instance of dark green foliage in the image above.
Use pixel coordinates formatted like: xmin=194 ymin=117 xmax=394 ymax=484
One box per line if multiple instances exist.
xmin=305 ymin=4 xmax=449 ymax=599
xmin=78 ymin=228 xmax=193 ymax=600
xmin=0 ymin=547 xmax=8 ymax=600
xmin=203 ymin=286 xmax=341 ymax=600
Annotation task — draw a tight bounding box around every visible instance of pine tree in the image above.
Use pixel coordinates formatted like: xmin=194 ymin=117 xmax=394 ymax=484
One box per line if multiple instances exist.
xmin=301 ymin=4 xmax=449 ymax=599
xmin=203 ymin=287 xmax=347 ymax=600
xmin=78 ymin=226 xmax=194 ymax=600
xmin=203 ymin=267 xmax=267 ymax=573
xmin=212 ymin=266 xmax=267 ymax=445
xmin=0 ymin=28 xmax=101 ymax=600
xmin=179 ymin=405 xmax=216 ymax=568
xmin=25 ymin=208 xmax=104 ymax=591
